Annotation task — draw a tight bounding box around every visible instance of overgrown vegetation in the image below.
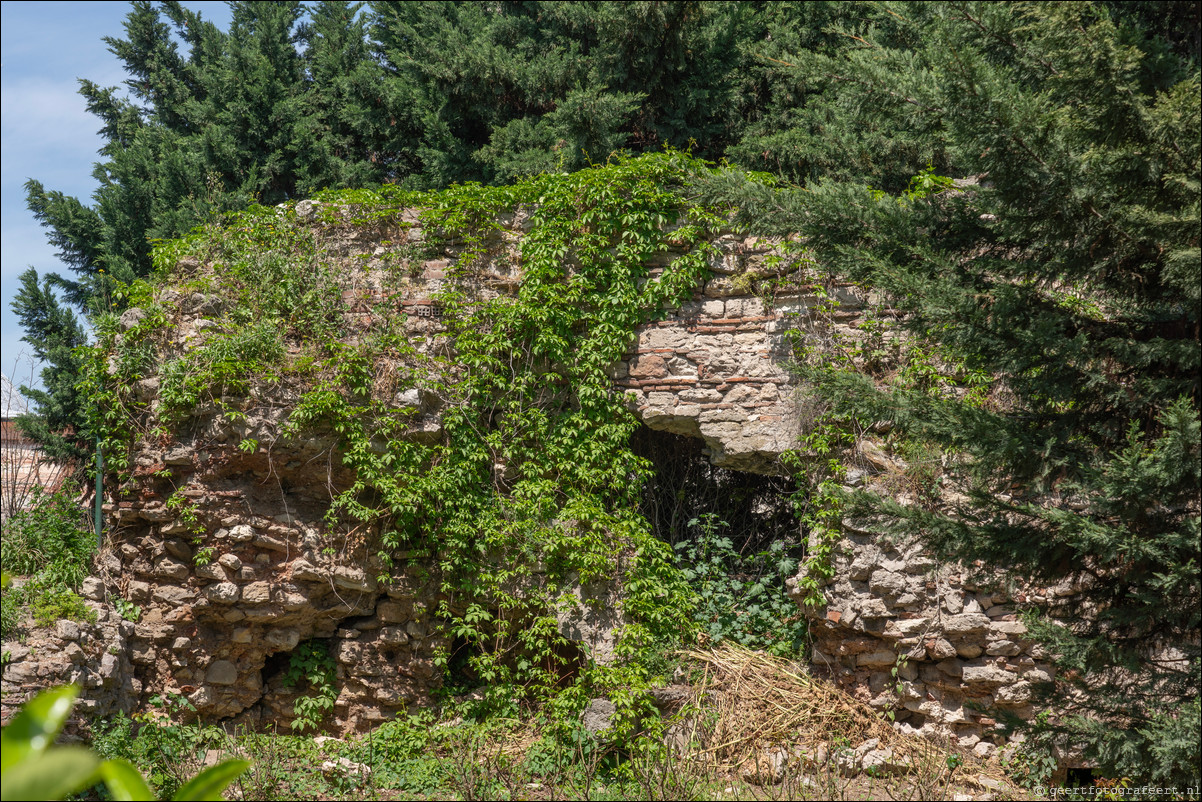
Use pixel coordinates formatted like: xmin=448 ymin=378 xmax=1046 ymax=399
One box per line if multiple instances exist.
xmin=1 ymin=484 xmax=91 ymax=584
xmin=8 ymin=0 xmax=1200 ymax=796
xmin=281 ymin=641 xmax=338 ymax=733
xmin=90 ymin=691 xmax=231 ymax=799
xmin=73 ymin=642 xmax=1007 ymax=801
xmin=0 ymin=485 xmax=97 ymax=638
xmin=674 ymin=513 xmax=804 ymax=655
xmin=86 ymin=150 xmax=761 ymax=733
xmin=632 ymin=429 xmax=807 ymax=655
xmin=694 ymin=0 xmax=1200 ymax=786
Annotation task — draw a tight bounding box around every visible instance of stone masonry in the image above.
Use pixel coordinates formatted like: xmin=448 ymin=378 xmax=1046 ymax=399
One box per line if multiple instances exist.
xmin=1 ymin=577 xmax=139 ymax=732
xmin=792 ymin=523 xmax=1057 ymax=758
xmin=1 ymin=199 xmax=1049 ymax=745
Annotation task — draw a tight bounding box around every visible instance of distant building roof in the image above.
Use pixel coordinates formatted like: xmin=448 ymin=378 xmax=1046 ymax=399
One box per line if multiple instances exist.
xmin=2 ymin=374 xmax=29 ymax=419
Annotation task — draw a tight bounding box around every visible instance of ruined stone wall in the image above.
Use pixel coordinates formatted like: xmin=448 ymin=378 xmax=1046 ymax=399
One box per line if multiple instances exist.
xmin=792 ymin=525 xmax=1056 ymax=758
xmin=1 ymin=200 xmax=1049 ymax=744
xmin=1 ymin=577 xmax=139 ymax=731
xmin=75 ymin=207 xmax=838 ymax=731
xmin=99 ymin=393 xmax=449 ymax=732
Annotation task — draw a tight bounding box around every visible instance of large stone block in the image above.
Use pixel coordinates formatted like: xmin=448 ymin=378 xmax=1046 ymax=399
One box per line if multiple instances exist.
xmin=332 ymin=567 xmax=376 ymax=593
xmin=241 ymin=582 xmax=272 ymax=604
xmin=869 ymin=570 xmax=909 ymax=597
xmin=205 ymin=660 xmax=239 ymax=686
xmin=377 ymin=600 xmax=408 ymax=623
xmin=943 ymin=614 xmax=991 ymax=638
xmin=962 ymin=664 xmax=1017 ymax=687
xmin=857 ymin=649 xmax=900 ymax=668
xmin=156 ymin=558 xmax=191 ymax=581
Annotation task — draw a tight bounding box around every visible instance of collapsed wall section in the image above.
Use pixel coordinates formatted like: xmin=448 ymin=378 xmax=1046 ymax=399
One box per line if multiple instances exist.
xmin=103 ymin=442 xmax=448 ymax=732
xmin=0 ymin=577 xmax=138 ymax=730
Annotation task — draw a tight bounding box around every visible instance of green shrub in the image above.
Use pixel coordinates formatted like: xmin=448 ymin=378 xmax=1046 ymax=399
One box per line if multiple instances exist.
xmin=1 ymin=487 xmax=100 ymax=631
xmin=87 ymin=710 xmax=136 ymax=763
xmin=1 ymin=588 xmax=19 ymax=640
xmin=1 ymin=484 xmax=93 ymax=588
xmin=27 ymin=585 xmax=97 ymax=628
xmin=90 ymin=693 xmax=226 ymax=799
xmin=5 ymin=685 xmax=247 ymax=801
xmin=350 ymin=711 xmax=444 ymax=788
xmin=348 ymin=712 xmax=448 ymax=793
xmin=158 ymin=321 xmax=285 ymax=418
xmin=224 ymin=732 xmax=334 ymax=800
xmin=674 ymin=513 xmax=806 ymax=655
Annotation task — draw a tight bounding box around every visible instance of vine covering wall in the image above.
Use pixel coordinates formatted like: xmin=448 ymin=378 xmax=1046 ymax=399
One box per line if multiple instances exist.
xmin=0 ymin=152 xmax=1061 ymax=755
xmin=82 ymin=152 xmax=825 ymax=730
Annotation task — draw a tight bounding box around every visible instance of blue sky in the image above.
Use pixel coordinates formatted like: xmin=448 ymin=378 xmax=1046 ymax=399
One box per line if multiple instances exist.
xmin=1 ymin=0 xmax=232 ymax=391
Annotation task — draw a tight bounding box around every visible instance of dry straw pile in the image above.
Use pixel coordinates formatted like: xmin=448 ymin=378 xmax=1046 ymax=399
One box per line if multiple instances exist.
xmin=674 ymin=641 xmax=993 ymax=783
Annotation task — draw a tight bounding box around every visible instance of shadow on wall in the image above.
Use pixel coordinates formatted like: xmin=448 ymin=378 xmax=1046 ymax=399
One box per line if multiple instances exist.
xmin=632 ymin=426 xmax=798 ymax=555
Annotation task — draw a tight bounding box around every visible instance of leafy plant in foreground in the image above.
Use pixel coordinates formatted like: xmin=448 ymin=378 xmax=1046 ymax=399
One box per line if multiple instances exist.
xmin=89 ymin=691 xmax=230 ymax=799
xmin=1 ymin=685 xmax=247 ymax=801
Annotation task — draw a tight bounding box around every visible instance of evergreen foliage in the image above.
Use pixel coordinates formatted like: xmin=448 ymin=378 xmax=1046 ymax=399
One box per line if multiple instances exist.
xmin=13 ymin=0 xmax=1201 ymax=783
xmin=11 ymin=271 xmax=91 ymax=462
xmin=724 ymin=1 xmax=946 ymax=190
xmin=695 ymin=0 xmax=1200 ymax=784
xmin=370 ymin=1 xmax=754 ymax=185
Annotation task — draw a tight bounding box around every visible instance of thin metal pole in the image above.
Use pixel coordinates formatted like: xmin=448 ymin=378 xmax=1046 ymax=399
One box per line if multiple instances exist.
xmin=95 ymin=432 xmax=103 ymax=549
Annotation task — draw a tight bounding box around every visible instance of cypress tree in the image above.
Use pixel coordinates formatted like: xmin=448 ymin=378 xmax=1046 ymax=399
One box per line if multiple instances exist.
xmin=698 ymin=0 xmax=1199 ymax=784
xmin=371 ymin=0 xmax=754 ymax=185
xmin=295 ymin=1 xmax=409 ymax=191
xmin=726 ymin=1 xmax=946 ymax=190
xmin=10 ymin=272 xmax=91 ymax=463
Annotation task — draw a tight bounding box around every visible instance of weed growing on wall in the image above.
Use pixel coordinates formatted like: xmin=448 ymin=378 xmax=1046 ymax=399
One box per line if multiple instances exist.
xmin=158 ymin=323 xmax=285 ymax=421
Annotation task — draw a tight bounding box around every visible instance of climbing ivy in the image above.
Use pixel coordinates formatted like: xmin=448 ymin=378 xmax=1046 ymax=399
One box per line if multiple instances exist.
xmin=88 ymin=150 xmax=756 ymax=723
xmin=783 ymin=419 xmax=851 ymax=609
xmin=282 ymin=641 xmax=338 ymax=733
xmin=288 ymin=151 xmax=730 ymax=716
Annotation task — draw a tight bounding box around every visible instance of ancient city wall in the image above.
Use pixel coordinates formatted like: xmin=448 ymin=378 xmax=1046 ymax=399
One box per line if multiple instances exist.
xmin=1 ymin=199 xmax=1048 ymax=749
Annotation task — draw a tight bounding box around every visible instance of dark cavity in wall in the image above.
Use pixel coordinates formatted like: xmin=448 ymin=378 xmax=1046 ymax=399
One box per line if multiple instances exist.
xmin=260 ymin=649 xmax=292 ymax=686
xmin=631 ymin=426 xmax=798 ymax=555
xmin=446 ymin=630 xmax=584 ymax=699
xmin=447 ymin=633 xmax=480 ymax=688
